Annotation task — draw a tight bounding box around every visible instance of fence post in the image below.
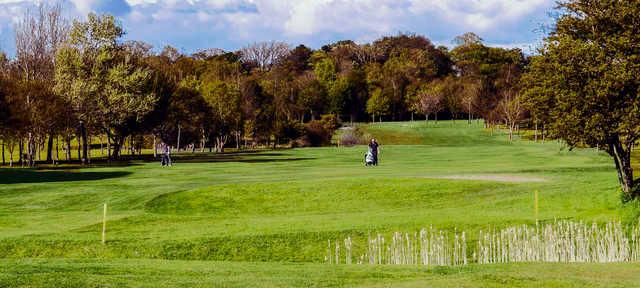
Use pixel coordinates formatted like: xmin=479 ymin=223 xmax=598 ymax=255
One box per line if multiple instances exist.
xmin=102 ymin=203 xmax=107 ymax=244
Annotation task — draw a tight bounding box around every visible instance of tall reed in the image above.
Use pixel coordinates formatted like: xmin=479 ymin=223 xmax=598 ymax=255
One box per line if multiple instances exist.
xmin=326 ymin=220 xmax=640 ymax=266
xmin=476 ymin=220 xmax=637 ymax=263
xmin=328 ymin=227 xmax=467 ymax=266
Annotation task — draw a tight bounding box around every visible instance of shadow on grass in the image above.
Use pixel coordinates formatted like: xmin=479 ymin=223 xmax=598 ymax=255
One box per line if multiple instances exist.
xmin=0 ymin=151 xmax=315 ymax=172
xmin=171 ymin=153 xmax=314 ymax=164
xmin=0 ymin=169 xmax=132 ymax=184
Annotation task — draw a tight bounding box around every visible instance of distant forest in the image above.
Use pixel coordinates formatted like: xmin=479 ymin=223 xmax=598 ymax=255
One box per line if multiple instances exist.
xmin=0 ymin=4 xmax=533 ymax=165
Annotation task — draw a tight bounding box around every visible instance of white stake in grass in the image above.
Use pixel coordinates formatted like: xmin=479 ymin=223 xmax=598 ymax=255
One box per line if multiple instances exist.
xmin=102 ymin=203 xmax=107 ymax=245
xmin=534 ymin=190 xmax=539 ymax=222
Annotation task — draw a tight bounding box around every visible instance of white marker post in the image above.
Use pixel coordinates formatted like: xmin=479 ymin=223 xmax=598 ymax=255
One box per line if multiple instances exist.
xmin=534 ymin=190 xmax=539 ymax=223
xmin=102 ymin=203 xmax=107 ymax=244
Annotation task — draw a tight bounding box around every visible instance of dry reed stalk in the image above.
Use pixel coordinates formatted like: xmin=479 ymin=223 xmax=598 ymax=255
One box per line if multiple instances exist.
xmin=327 ymin=221 xmax=640 ymax=266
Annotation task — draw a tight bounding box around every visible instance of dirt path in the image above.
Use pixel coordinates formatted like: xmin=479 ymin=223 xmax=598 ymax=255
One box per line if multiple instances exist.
xmin=431 ymin=174 xmax=547 ymax=183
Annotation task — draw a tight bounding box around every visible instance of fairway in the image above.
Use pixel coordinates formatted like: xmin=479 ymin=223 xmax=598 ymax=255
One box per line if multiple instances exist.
xmin=1 ymin=121 xmax=637 ymax=287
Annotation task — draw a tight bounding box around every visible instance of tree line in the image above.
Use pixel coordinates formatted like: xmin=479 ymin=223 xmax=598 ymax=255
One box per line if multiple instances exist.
xmin=0 ymin=4 xmax=526 ymax=166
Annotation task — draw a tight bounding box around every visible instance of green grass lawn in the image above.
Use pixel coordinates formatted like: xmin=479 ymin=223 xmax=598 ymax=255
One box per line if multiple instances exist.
xmin=1 ymin=120 xmax=637 ymax=287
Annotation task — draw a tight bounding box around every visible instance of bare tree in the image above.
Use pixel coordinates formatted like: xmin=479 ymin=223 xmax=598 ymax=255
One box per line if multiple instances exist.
xmin=160 ymin=45 xmax=180 ymax=62
xmin=460 ymin=78 xmax=481 ymax=124
xmin=13 ymin=2 xmax=69 ymax=165
xmin=15 ymin=2 xmax=67 ymax=80
xmin=453 ymin=32 xmax=483 ymax=47
xmin=499 ymin=89 xmax=524 ymax=141
xmin=192 ymin=48 xmax=225 ymax=60
xmin=414 ymin=85 xmax=444 ymax=123
xmin=240 ymin=41 xmax=289 ymax=70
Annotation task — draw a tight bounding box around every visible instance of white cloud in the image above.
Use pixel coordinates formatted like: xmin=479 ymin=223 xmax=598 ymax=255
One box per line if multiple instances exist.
xmin=0 ymin=0 xmax=555 ymax=55
xmin=408 ymin=0 xmax=549 ymax=31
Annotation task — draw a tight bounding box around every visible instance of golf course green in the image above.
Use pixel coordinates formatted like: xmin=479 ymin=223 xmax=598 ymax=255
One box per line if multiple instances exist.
xmin=1 ymin=121 xmax=639 ymax=287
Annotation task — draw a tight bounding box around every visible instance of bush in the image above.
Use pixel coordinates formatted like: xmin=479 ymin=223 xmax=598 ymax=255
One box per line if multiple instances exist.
xmin=319 ymin=114 xmax=341 ymax=131
xmin=296 ymin=121 xmax=332 ymax=147
xmin=274 ymin=120 xmax=304 ymax=144
xmin=339 ymin=127 xmax=370 ymax=147
xmin=294 ymin=114 xmax=342 ymax=147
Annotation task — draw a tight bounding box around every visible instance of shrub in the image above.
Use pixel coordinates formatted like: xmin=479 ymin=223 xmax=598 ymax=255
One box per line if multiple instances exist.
xmin=296 ymin=121 xmax=332 ymax=147
xmin=339 ymin=127 xmax=370 ymax=147
xmin=319 ymin=114 xmax=341 ymax=131
xmin=295 ymin=114 xmax=342 ymax=147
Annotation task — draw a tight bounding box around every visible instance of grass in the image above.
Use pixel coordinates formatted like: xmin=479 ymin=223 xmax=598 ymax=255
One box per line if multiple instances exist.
xmin=1 ymin=120 xmax=637 ymax=287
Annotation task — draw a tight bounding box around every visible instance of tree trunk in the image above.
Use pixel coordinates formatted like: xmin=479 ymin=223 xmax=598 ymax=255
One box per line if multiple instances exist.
xmin=610 ymin=140 xmax=635 ymax=198
xmin=55 ymin=136 xmax=59 ymax=164
xmin=508 ymin=124 xmax=514 ymax=141
xmin=106 ymin=134 xmax=111 ymax=161
xmin=111 ymin=136 xmax=124 ymax=159
xmin=27 ymin=132 xmax=34 ymax=167
xmin=176 ymin=124 xmax=181 ymax=152
xmin=80 ymin=121 xmax=88 ymax=164
xmin=76 ymin=133 xmax=81 ymax=161
xmin=46 ymin=132 xmax=54 ymax=163
xmin=111 ymin=140 xmax=120 ymax=159
xmin=19 ymin=138 xmax=23 ymax=167
xmin=130 ymin=136 xmax=134 ymax=156
xmin=534 ymin=122 xmax=538 ymax=142
xmin=1 ymin=139 xmax=4 ymax=166
xmin=8 ymin=140 xmax=14 ymax=167
xmin=216 ymin=136 xmax=227 ymax=153
xmin=65 ymin=136 xmax=71 ymax=161
xmin=153 ymin=134 xmax=157 ymax=158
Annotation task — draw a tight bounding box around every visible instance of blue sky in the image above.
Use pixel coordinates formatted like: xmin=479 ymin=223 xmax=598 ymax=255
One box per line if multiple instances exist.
xmin=0 ymin=0 xmax=556 ymax=55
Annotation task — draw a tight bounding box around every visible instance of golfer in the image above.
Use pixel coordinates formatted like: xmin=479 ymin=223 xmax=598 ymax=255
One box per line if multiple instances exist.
xmin=369 ymin=138 xmax=380 ymax=165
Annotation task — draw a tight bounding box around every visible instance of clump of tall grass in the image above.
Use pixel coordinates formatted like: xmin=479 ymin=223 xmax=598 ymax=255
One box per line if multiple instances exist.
xmin=476 ymin=220 xmax=639 ymax=263
xmin=327 ymin=227 xmax=467 ymax=266
xmin=326 ymin=220 xmax=640 ymax=266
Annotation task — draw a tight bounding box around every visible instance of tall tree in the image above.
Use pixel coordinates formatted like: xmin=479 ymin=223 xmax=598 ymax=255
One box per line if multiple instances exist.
xmin=56 ymin=13 xmax=156 ymax=160
xmin=522 ymin=0 xmax=640 ymax=199
xmin=411 ymin=82 xmax=444 ymax=122
xmin=240 ymin=41 xmax=289 ymax=71
xmin=14 ymin=2 xmax=68 ymax=165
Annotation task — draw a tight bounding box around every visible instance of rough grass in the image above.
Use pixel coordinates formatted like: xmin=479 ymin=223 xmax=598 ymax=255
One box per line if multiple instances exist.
xmin=2 ymin=258 xmax=640 ymax=288
xmin=0 ymin=120 xmax=636 ymax=287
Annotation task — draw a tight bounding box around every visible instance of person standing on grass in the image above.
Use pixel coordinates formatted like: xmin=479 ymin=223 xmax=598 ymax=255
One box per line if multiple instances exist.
xmin=160 ymin=143 xmax=167 ymax=166
xmin=164 ymin=144 xmax=172 ymax=166
xmin=160 ymin=143 xmax=172 ymax=166
xmin=369 ymin=138 xmax=380 ymax=165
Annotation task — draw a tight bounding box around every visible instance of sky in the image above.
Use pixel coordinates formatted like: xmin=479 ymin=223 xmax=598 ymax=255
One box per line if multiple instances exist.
xmin=0 ymin=0 xmax=557 ymax=56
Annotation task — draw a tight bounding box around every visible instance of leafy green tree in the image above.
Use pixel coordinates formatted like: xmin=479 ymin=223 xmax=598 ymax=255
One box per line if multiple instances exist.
xmin=312 ymin=53 xmax=337 ymax=86
xmin=451 ymin=40 xmax=524 ymax=124
xmin=297 ymin=78 xmax=327 ymax=121
xmin=201 ymin=80 xmax=242 ymax=152
xmin=366 ymin=88 xmax=390 ymax=122
xmin=55 ymin=13 xmax=156 ymax=159
xmin=101 ymin=57 xmax=157 ymax=157
xmin=521 ymin=55 xmax=554 ymax=141
xmin=522 ymin=0 xmax=640 ymax=199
